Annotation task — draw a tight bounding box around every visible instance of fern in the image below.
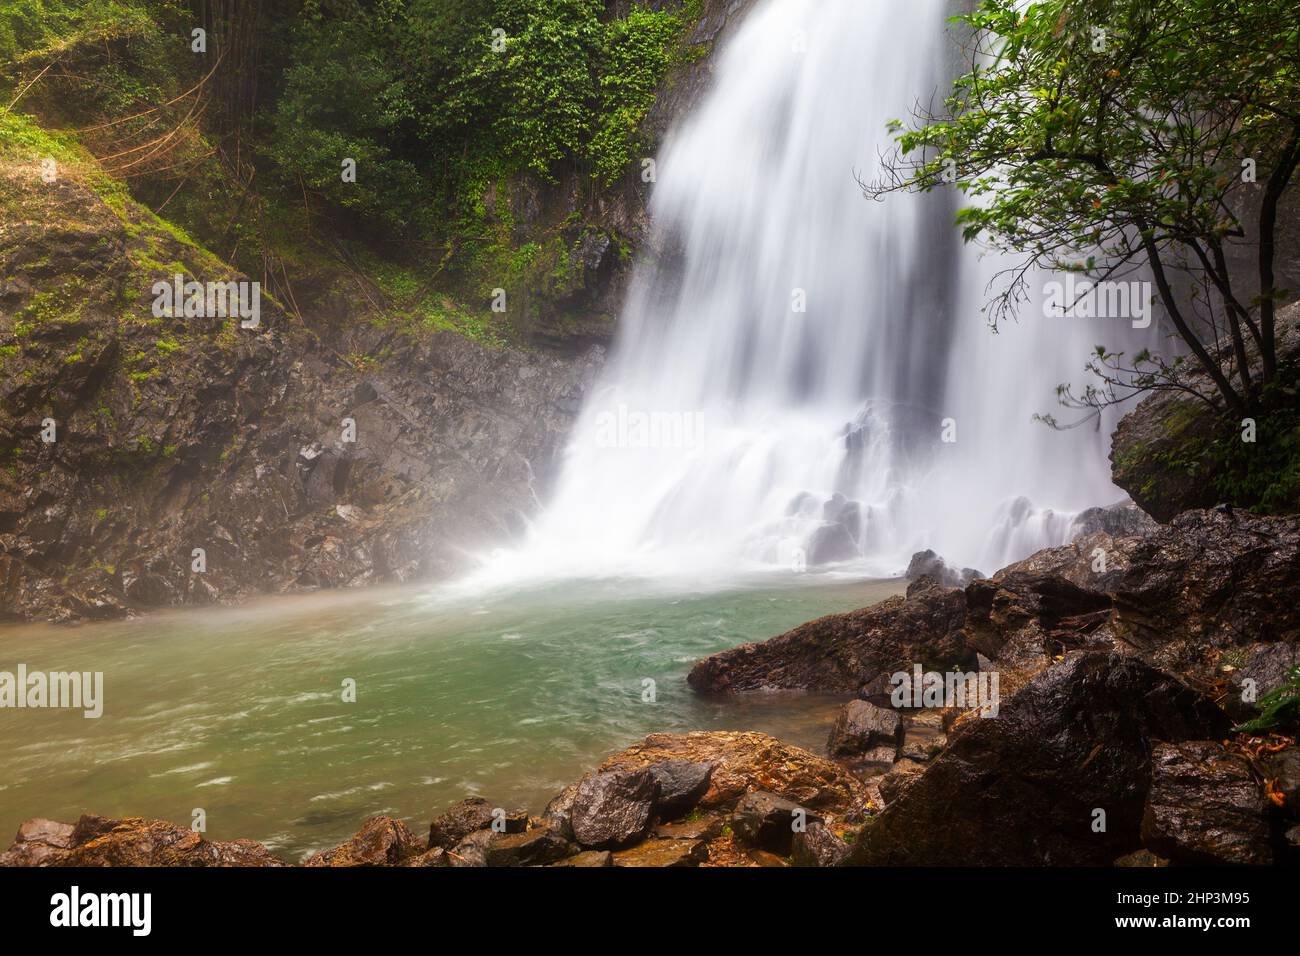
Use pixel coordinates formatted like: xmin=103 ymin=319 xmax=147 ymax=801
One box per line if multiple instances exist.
xmin=1234 ymin=665 xmax=1300 ymax=734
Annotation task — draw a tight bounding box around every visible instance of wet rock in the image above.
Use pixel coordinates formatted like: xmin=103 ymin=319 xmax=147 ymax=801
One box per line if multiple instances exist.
xmin=807 ymin=521 xmax=858 ymax=565
xmin=1227 ymin=643 xmax=1300 ymax=720
xmin=790 ymin=822 xmax=850 ymax=867
xmin=731 ymin=791 xmax=821 ymax=855
xmin=305 ymin=815 xmax=422 ymax=867
xmin=1286 ymin=825 xmax=1300 ymax=853
xmin=846 ymin=653 xmax=1231 ymax=866
xmin=612 ymin=838 xmax=708 ymax=867
xmin=0 ymin=819 xmax=75 ymax=866
xmin=484 ymin=828 xmax=575 ymax=867
xmin=745 ymin=849 xmax=790 ymax=867
xmin=548 ymin=850 xmax=613 ymax=867
xmin=1141 ymin=741 xmax=1273 ymax=865
xmin=1109 ymin=508 xmax=1300 ymax=657
xmin=1262 ymin=748 xmax=1300 ymax=818
xmin=647 ymin=760 xmax=713 ymax=820
xmin=0 ymin=164 xmax=603 ymax=624
xmin=688 ymin=587 xmax=969 ymax=695
xmin=905 ymin=549 xmax=982 ymax=589
xmin=570 ymin=769 xmax=658 ymax=849
xmin=403 ymin=847 xmax=448 ymax=867
xmin=598 ymin=731 xmax=869 ymax=814
xmin=1114 ymin=849 xmax=1169 ymax=867
xmin=653 ymin=814 xmax=725 ymax=841
xmin=447 ymin=829 xmax=497 ymax=868
xmin=1111 ymin=305 xmax=1300 ymax=520
xmin=427 ymin=797 xmax=496 ymax=849
xmin=875 ymin=759 xmax=927 ymax=807
xmin=827 ymin=700 xmax=903 ymax=762
xmin=541 ymin=784 xmax=578 ymax=841
xmin=0 ymin=814 xmax=285 ymax=867
xmin=899 ymin=711 xmax=947 ymax=762
xmin=1068 ymin=500 xmax=1158 ymax=540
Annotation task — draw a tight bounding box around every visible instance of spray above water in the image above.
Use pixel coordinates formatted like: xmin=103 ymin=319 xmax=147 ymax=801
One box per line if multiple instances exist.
xmin=475 ymin=0 xmax=1126 ymax=586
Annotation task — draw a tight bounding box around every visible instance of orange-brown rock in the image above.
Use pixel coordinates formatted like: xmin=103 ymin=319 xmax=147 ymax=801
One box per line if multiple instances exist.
xmin=0 ymin=814 xmax=285 ymax=867
xmin=304 ymin=815 xmax=422 ymax=867
xmin=598 ymin=731 xmax=870 ymax=815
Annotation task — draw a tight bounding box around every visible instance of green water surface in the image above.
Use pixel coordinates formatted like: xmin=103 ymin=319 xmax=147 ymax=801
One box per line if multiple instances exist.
xmin=0 ymin=574 xmax=901 ymax=860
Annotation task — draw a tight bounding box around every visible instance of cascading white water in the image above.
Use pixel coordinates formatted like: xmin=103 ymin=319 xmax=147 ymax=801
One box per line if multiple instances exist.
xmin=477 ymin=0 xmax=1133 ymax=585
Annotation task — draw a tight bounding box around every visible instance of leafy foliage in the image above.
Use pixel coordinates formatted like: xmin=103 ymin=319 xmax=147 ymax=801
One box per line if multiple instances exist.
xmin=869 ymin=0 xmax=1300 ymax=415
xmin=1235 ymin=665 xmax=1300 ymax=733
xmin=264 ymin=0 xmax=688 ymax=238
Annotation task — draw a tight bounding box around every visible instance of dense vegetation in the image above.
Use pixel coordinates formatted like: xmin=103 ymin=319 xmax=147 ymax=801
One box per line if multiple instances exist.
xmin=0 ymin=0 xmax=700 ymax=345
xmin=869 ymin=0 xmax=1300 ymax=418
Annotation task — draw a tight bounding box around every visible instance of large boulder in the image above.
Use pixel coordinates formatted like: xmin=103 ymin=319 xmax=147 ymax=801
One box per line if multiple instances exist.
xmin=692 ymin=509 xmax=1300 ymax=701
xmin=570 ymin=769 xmax=658 ymax=849
xmin=305 ymin=815 xmax=423 ymax=867
xmin=0 ymin=814 xmax=286 ymax=867
xmin=846 ymin=653 xmax=1231 ymax=866
xmin=1140 ymin=741 xmax=1274 ymax=865
xmin=1108 ymin=508 xmax=1300 ymax=656
xmin=688 ymin=587 xmax=969 ymax=695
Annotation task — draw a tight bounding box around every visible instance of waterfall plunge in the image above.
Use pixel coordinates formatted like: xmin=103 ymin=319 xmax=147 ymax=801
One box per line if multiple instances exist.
xmin=478 ymin=0 xmax=1127 ymax=586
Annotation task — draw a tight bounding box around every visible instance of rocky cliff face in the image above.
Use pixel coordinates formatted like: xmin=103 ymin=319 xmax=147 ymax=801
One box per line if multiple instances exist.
xmin=1110 ymin=305 xmax=1300 ymax=523
xmin=690 ymin=507 xmax=1300 ymax=866
xmin=0 ymin=0 xmax=765 ymax=624
xmin=0 ymin=158 xmax=600 ymax=622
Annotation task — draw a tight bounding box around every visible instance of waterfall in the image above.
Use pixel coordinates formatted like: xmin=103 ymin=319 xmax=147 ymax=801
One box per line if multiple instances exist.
xmin=479 ymin=0 xmax=1130 ymax=585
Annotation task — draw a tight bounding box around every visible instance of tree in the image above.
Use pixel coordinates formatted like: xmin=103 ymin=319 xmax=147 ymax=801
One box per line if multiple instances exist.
xmin=864 ymin=0 xmax=1300 ymax=417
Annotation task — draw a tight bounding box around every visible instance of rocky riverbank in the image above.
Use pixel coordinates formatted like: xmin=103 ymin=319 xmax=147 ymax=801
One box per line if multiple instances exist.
xmin=6 ymin=505 xmax=1297 ymax=867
